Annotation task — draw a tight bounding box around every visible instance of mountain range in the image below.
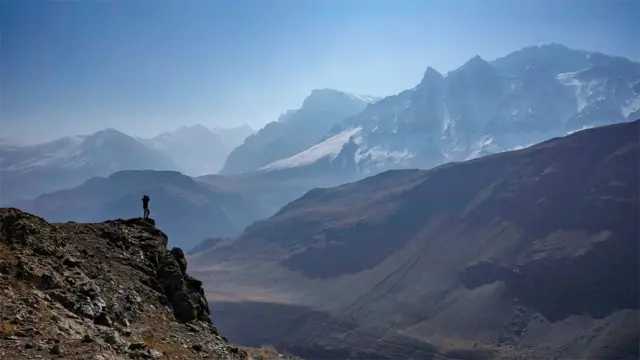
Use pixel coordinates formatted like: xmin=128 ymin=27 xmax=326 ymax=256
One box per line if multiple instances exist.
xmin=0 ymin=124 xmax=253 ymax=205
xmin=6 ymin=43 xmax=639 ymax=252
xmin=4 ymin=43 xmax=640 ymax=359
xmin=191 ymin=120 xmax=640 ymax=360
xmin=0 ymin=129 xmax=179 ymax=206
xmin=12 ymin=170 xmax=257 ymax=250
xmin=255 ymin=44 xmax=640 ymax=179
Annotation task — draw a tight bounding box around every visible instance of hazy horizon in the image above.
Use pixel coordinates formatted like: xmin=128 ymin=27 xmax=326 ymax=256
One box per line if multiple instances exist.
xmin=2 ymin=0 xmax=638 ymax=144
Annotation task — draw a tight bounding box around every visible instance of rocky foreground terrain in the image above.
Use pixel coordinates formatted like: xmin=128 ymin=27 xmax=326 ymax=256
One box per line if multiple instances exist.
xmin=0 ymin=209 xmax=248 ymax=360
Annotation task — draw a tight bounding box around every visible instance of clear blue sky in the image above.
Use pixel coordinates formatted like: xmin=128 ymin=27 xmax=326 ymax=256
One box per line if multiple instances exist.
xmin=1 ymin=0 xmax=638 ymax=143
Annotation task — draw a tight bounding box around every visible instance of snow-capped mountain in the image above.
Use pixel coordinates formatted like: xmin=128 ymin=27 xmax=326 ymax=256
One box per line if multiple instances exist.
xmin=220 ymin=88 xmax=378 ymax=175
xmin=0 ymin=129 xmax=178 ymax=205
xmin=260 ymin=44 xmax=640 ymax=177
xmin=141 ymin=124 xmax=253 ymax=176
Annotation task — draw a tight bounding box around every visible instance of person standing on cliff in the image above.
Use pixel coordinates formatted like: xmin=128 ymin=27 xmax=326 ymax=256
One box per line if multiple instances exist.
xmin=142 ymin=195 xmax=150 ymax=219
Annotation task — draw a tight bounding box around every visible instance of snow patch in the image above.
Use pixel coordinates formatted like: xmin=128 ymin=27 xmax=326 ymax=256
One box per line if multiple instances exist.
xmin=622 ymin=94 xmax=640 ymax=117
xmin=349 ymin=94 xmax=378 ymax=103
xmin=464 ymin=136 xmax=500 ymax=160
xmin=355 ymin=145 xmax=414 ymax=166
xmin=557 ymin=72 xmax=588 ymax=112
xmin=260 ymin=127 xmax=363 ymax=171
xmin=566 ymin=125 xmax=595 ymax=135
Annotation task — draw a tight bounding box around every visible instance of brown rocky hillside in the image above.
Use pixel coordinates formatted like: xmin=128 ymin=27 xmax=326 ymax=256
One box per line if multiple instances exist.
xmin=0 ymin=209 xmax=248 ymax=360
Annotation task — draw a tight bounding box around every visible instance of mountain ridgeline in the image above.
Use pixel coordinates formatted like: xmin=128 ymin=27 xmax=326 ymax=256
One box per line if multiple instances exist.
xmin=13 ymin=170 xmax=257 ymax=250
xmin=191 ymin=120 xmax=640 ymax=360
xmin=220 ymin=89 xmax=377 ymax=175
xmin=0 ymin=125 xmax=253 ymax=206
xmin=256 ymin=44 xmax=640 ymax=180
xmin=0 ymin=129 xmax=179 ymax=206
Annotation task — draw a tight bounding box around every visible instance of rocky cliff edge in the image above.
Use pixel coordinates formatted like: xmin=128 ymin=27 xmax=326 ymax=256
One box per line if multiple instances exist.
xmin=0 ymin=208 xmax=248 ymax=360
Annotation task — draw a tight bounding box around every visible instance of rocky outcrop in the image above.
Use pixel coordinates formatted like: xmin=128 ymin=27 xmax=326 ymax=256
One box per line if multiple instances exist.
xmin=0 ymin=208 xmax=247 ymax=360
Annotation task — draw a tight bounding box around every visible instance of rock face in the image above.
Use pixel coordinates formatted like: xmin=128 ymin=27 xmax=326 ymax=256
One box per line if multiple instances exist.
xmin=0 ymin=209 xmax=247 ymax=360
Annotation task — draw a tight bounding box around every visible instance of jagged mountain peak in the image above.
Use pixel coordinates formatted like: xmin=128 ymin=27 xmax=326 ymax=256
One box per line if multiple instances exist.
xmin=446 ymin=54 xmax=497 ymax=79
xmin=462 ymin=54 xmax=492 ymax=68
xmin=301 ymin=88 xmax=375 ymax=111
xmin=417 ymin=66 xmax=444 ymax=87
xmin=221 ymin=87 xmax=372 ymax=174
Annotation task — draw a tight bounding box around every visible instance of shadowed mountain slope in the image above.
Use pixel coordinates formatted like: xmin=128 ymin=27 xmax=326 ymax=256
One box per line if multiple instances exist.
xmin=12 ymin=170 xmax=256 ymax=250
xmin=191 ymin=120 xmax=640 ymax=360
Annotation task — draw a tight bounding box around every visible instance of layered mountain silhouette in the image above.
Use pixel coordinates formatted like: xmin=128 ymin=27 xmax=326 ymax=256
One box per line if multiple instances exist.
xmin=0 ymin=124 xmax=254 ymax=205
xmin=141 ymin=124 xmax=254 ymax=176
xmin=12 ymin=170 xmax=257 ymax=250
xmin=195 ymin=168 xmax=360 ymax=233
xmin=190 ymin=120 xmax=639 ymax=360
xmin=256 ymin=44 xmax=640 ymax=180
xmin=0 ymin=129 xmax=179 ymax=205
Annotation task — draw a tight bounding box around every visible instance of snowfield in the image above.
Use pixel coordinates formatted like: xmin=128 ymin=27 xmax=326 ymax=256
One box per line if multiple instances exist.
xmin=260 ymin=127 xmax=363 ymax=171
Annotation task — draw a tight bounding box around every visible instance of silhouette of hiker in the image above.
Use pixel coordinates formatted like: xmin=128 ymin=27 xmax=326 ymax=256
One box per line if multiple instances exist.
xmin=142 ymin=195 xmax=150 ymax=219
